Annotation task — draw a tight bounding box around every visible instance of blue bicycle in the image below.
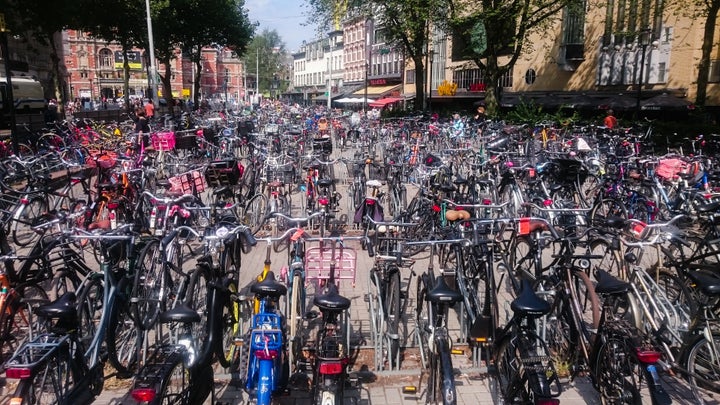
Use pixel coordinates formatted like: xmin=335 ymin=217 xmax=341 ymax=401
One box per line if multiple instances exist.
xmin=243 ymin=270 xmax=289 ymax=404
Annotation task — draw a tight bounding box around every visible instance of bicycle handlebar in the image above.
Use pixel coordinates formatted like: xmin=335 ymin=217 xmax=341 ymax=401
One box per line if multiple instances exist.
xmin=142 ymin=191 xmax=200 ymax=206
xmin=264 ymin=211 xmax=324 ymax=225
xmin=66 ymin=224 xmax=135 ymax=240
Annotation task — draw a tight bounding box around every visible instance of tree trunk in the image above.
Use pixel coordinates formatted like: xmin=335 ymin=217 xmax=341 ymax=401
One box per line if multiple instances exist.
xmin=194 ymin=57 xmax=202 ymax=110
xmin=122 ymin=48 xmax=131 ymax=113
xmin=483 ymin=54 xmax=501 ymax=117
xmin=48 ymin=33 xmax=66 ymax=114
xmin=695 ymin=1 xmax=720 ymax=108
xmin=413 ymin=55 xmax=425 ymax=111
xmin=160 ymin=58 xmax=175 ymax=116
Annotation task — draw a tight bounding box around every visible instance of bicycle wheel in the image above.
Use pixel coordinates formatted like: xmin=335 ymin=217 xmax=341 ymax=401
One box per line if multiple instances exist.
xmin=415 ymin=274 xmax=432 ymax=370
xmin=133 ymin=239 xmax=171 ymax=330
xmin=685 ymin=333 xmax=720 ymax=395
xmin=287 ymin=272 xmax=303 ymax=366
xmin=218 ymin=279 xmax=240 ymax=369
xmin=76 ymin=274 xmax=104 ymax=353
xmin=11 ymin=346 xmax=75 ymax=404
xmin=588 ymin=238 xmax=624 ymax=279
xmin=37 ymin=133 xmax=67 ymax=153
xmin=12 ymin=197 xmax=48 ymax=247
xmin=590 ymin=197 xmax=627 ymax=228
xmin=185 ymin=266 xmax=210 ymax=366
xmin=385 ymin=271 xmax=401 ymax=369
xmin=593 ymin=334 xmax=642 ymax=405
xmin=244 ymin=194 xmax=267 ymax=235
xmin=432 ymin=343 xmax=457 ymax=405
xmin=106 ymin=276 xmax=142 ymax=377
xmin=509 ymin=236 xmax=536 ymax=284
xmin=494 ymin=335 xmax=531 ymax=403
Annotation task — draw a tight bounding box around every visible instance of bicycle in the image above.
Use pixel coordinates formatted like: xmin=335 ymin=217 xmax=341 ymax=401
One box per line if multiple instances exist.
xmin=406 ymin=238 xmax=467 ymax=405
xmin=4 ymin=224 xmax=142 ymax=403
xmin=130 ymin=223 xmax=256 ymax=404
xmin=295 ymin=235 xmax=370 ymax=405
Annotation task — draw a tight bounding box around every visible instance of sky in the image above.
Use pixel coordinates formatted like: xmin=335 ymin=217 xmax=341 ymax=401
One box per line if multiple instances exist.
xmin=245 ymin=0 xmax=321 ymax=53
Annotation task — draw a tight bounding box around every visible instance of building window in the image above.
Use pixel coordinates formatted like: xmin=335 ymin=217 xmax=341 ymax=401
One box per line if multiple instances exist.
xmin=406 ymin=70 xmax=415 ymax=84
xmin=99 ymin=49 xmax=113 ymax=68
xmin=709 ymin=60 xmax=720 ymax=83
xmin=657 ymin=62 xmax=666 ymax=83
xmin=525 ymin=69 xmax=537 ymax=85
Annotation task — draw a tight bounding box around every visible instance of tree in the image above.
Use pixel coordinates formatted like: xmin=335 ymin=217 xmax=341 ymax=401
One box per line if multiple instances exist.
xmin=241 ymin=29 xmax=287 ymax=98
xmin=174 ymin=0 xmax=255 ymax=109
xmin=307 ymin=0 xmax=442 ymax=111
xmin=75 ymin=0 xmax=147 ymax=111
xmin=446 ymin=0 xmax=583 ymax=116
xmin=0 ymin=0 xmax=81 ymax=111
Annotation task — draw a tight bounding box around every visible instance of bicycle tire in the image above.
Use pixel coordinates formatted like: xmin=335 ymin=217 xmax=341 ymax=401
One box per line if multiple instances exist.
xmin=133 ymin=239 xmax=171 ymax=330
xmin=593 ymin=333 xmax=642 ymax=405
xmin=244 ymin=194 xmax=267 ymax=235
xmin=385 ymin=271 xmax=401 ymax=369
xmin=76 ymin=274 xmax=104 ymax=353
xmin=12 ymin=197 xmax=48 ymax=247
xmin=415 ymin=274 xmax=432 ymax=370
xmin=288 ymin=273 xmax=303 ymax=364
xmin=185 ymin=266 xmax=210 ymax=366
xmin=588 ymin=238 xmax=624 ymax=280
xmin=425 ymin=337 xmax=457 ymax=405
xmin=218 ymin=279 xmax=240 ymax=369
xmin=11 ymin=345 xmax=74 ymax=404
xmin=684 ymin=333 xmax=720 ymax=395
xmin=493 ymin=334 xmax=527 ymax=403
xmin=106 ymin=276 xmax=142 ymax=377
xmin=590 ymin=197 xmax=628 ymax=228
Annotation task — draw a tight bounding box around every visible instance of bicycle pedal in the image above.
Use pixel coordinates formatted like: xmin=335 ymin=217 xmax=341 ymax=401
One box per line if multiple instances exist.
xmin=402 ymin=386 xmax=417 ymax=394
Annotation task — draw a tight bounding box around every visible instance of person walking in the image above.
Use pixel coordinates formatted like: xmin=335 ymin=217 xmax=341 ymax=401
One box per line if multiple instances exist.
xmin=144 ymin=99 xmax=155 ymax=121
xmin=603 ymin=109 xmax=618 ymax=129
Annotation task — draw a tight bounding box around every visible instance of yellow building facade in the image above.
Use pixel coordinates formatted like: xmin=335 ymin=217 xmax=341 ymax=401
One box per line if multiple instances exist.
xmin=406 ymin=1 xmax=720 ymax=112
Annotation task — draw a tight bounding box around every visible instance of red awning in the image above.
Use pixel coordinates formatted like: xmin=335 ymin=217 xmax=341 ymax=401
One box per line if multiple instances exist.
xmin=368 ymin=97 xmax=403 ymax=108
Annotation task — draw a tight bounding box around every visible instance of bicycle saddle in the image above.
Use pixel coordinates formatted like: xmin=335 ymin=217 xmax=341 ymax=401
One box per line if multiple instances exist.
xmin=594 ymin=269 xmax=631 ymax=295
xmin=159 ymin=303 xmax=201 ymax=324
xmin=510 ymin=279 xmax=550 ymax=317
xmin=426 ymin=275 xmax=463 ymax=304
xmin=686 ymin=269 xmax=720 ymax=296
xmin=251 ymin=271 xmax=287 ymax=298
xmin=36 ymin=292 xmax=77 ymax=320
xmin=317 ymin=178 xmax=334 ymax=188
xmin=366 ymin=179 xmax=382 ymax=189
xmin=314 ymin=284 xmax=351 ymax=311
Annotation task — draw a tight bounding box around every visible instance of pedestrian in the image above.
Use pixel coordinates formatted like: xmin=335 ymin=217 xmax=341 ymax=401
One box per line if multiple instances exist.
xmin=144 ymin=99 xmax=155 ymax=121
xmin=604 ymin=109 xmax=618 ymax=129
xmin=473 ymin=102 xmax=487 ymax=123
xmin=135 ymin=110 xmax=151 ymax=148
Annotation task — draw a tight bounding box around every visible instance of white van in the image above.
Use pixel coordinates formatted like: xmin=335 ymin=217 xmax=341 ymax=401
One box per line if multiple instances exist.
xmin=0 ymin=77 xmax=47 ymax=111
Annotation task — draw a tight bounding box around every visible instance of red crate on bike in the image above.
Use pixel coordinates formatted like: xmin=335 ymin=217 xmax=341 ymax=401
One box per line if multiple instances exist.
xmin=204 ymin=159 xmax=241 ymax=186
xmin=305 ymin=246 xmax=357 ymax=288
xmin=151 ymin=131 xmax=176 ymax=150
xmin=180 ymin=171 xmax=206 ymax=194
xmin=655 ymin=158 xmax=686 ymax=180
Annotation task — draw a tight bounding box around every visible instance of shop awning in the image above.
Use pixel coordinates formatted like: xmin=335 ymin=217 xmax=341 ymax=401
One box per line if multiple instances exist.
xmin=368 ymin=97 xmax=403 ymax=108
xmin=353 ymin=84 xmax=401 ymax=97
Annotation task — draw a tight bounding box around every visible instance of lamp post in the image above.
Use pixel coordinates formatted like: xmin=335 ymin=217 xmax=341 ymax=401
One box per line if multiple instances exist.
xmin=635 ymin=28 xmax=652 ymax=114
xmin=145 ymin=0 xmax=159 ymax=106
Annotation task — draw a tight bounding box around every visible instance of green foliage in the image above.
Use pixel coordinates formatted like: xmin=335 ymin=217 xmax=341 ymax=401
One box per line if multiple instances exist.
xmin=241 ymin=29 xmax=289 ymax=95
xmin=504 ymin=98 xmax=580 ymax=125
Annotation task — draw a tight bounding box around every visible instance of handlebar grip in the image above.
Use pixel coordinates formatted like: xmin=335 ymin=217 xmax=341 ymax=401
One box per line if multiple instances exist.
xmin=242 ymin=228 xmax=257 ymax=247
